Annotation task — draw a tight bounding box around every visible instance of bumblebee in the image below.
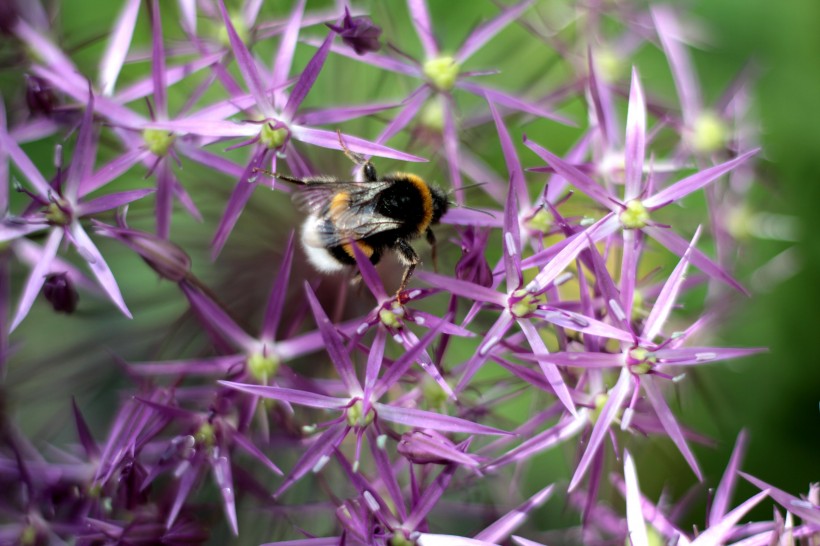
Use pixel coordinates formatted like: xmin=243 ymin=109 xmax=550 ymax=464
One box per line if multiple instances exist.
xmin=262 ymin=132 xmax=449 ymax=294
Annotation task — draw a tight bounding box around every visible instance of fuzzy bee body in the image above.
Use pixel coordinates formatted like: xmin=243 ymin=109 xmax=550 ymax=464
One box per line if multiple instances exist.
xmin=266 ymin=142 xmax=449 ymax=294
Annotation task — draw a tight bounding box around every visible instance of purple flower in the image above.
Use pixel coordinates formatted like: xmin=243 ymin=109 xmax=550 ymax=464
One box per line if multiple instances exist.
xmin=326 ymin=7 xmax=382 ymax=55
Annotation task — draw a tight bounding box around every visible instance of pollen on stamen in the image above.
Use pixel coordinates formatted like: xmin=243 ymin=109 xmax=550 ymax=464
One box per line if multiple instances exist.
xmin=610 ymin=299 xmax=627 ymax=321
xmin=554 ymin=272 xmax=573 ymax=286
xmin=505 ymin=232 xmax=517 ymax=256
xmin=407 ymin=289 xmax=422 ymax=299
xmin=479 ymin=336 xmax=500 ymax=356
xmin=695 ymin=352 xmax=717 ymax=362
xmin=356 ymin=322 xmax=370 ymax=335
xmin=376 ymin=434 xmax=388 ymax=450
xmin=312 ymin=454 xmax=330 ymax=473
xmin=621 ymin=407 xmax=634 ymax=430
xmin=363 ymin=491 xmax=380 ymax=512
xmin=414 ymin=316 xmax=426 ymax=325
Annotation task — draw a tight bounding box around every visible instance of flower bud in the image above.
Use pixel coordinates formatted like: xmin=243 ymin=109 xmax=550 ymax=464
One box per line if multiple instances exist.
xmin=43 ymin=272 xmax=78 ymax=314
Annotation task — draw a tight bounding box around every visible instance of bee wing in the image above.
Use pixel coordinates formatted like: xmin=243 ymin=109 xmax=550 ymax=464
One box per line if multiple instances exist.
xmin=295 ymin=180 xmax=404 ymax=248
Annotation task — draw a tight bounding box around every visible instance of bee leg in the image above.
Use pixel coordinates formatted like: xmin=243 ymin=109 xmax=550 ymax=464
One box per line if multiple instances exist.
xmin=425 ymin=228 xmax=438 ymax=273
xmin=395 ymin=240 xmax=420 ymax=297
xmin=336 ymin=129 xmax=378 ymax=182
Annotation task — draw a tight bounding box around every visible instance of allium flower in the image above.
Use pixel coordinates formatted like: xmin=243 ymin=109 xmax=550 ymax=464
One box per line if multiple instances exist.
xmin=326 ymin=6 xmax=382 ymax=55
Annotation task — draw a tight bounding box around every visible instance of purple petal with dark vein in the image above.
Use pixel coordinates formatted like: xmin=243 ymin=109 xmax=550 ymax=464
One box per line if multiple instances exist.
xmin=274 ymin=423 xmax=347 ymax=498
xmin=294 ymin=101 xmax=400 ymax=126
xmin=643 ymin=149 xmax=759 ymax=209
xmin=15 ymin=238 xmax=98 ymax=293
xmin=689 ymin=490 xmax=769 ymax=546
xmin=407 ymin=0 xmax=440 ymax=59
xmin=410 ymin=311 xmax=474 ymax=337
xmin=64 ymin=91 xmax=97 ymax=201
xmin=587 ymin=49 xmax=620 ymax=149
xmin=536 ymin=307 xmax=633 ymax=342
xmin=166 ymin=463 xmax=199 ymax=530
xmin=460 ymin=81 xmax=574 ymax=125
xmin=519 ymin=319 xmax=576 ymax=416
xmin=217 ymin=0 xmax=273 ymax=116
xmin=178 ymin=143 xmax=245 ymax=178
xmin=149 ymin=0 xmax=167 ymax=118
xmin=305 ymin=282 xmax=362 ymax=395
xmin=374 ymin=319 xmax=450 ymax=400
xmin=568 ymin=367 xmax=631 ymax=492
xmin=457 ymin=0 xmax=532 ymax=62
xmin=99 ymin=0 xmax=141 ymax=95
xmin=624 ymin=67 xmax=646 ymax=201
xmin=502 ymin=180 xmax=522 ymax=290
xmin=739 ymin=473 xmax=819 ymax=525
xmin=654 ymin=347 xmax=765 ymax=366
xmin=209 ymin=453 xmax=238 ymax=534
xmin=142 ymin=118 xmax=257 ymax=138
xmin=489 ymin=98 xmax=527 ymax=206
xmin=486 ymin=412 xmax=587 ymax=471
xmin=528 ymin=214 xmax=618 ymax=291
xmin=475 ymin=484 xmax=553 ymax=543
xmin=219 ymin=381 xmax=347 ymax=410
xmin=517 ymin=351 xmax=622 ymax=368
xmin=70 ymin=223 xmax=131 ymax=317
xmin=155 ymin=161 xmax=173 ymax=240
xmin=30 ymin=65 xmax=146 ymax=127
xmin=405 ymin=460 xmax=461 ymax=530
xmin=709 ymin=430 xmax=748 ymax=526
xmin=129 ymin=355 xmax=245 ymax=376
xmin=261 ymin=232 xmax=295 ymax=340
xmin=271 ymin=0 xmax=306 ymax=109
xmin=114 ymin=52 xmax=224 ymax=105
xmin=363 ymin=327 xmax=387 ymax=405
xmin=643 ymin=225 xmax=747 ymax=294
xmin=292 ymin=126 xmax=426 ymax=162
xmin=0 ymin=222 xmax=47 ymax=244
xmin=585 ymin=236 xmax=632 ymax=332
xmin=211 ymin=150 xmax=269 ymax=259
xmin=305 ymin=38 xmax=421 ymax=77
xmin=349 ymin=236 xmax=387 ymax=301
xmin=375 ymin=403 xmax=509 ymax=436
xmin=642 ymin=227 xmax=700 ymax=341
xmin=77 ymin=188 xmax=154 ymax=217
xmin=374 ymin=86 xmax=429 ymax=149
xmin=416 ymin=270 xmax=504 ymax=306
xmin=523 ymin=135 xmax=612 ymax=207
xmin=440 ymin=207 xmax=502 ymax=228
xmin=620 ymin=229 xmax=641 ymax=322
xmin=183 ymin=284 xmax=256 ymax=350
xmin=0 ymin=133 xmax=53 ymax=200
xmin=80 ymin=148 xmax=148 ymax=197
xmin=283 ymin=32 xmax=333 ymax=121
xmin=643 ymin=376 xmax=702 ymax=480
xmin=72 ymin=399 xmax=100 ymax=459
xmin=651 ymin=6 xmax=702 ymax=127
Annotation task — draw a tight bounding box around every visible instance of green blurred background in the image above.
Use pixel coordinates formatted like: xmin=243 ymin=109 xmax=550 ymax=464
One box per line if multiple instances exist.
xmin=1 ymin=0 xmax=817 ymax=542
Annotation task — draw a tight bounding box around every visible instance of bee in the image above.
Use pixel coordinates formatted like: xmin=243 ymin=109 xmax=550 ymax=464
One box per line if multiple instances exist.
xmin=259 ymin=131 xmax=449 ymax=295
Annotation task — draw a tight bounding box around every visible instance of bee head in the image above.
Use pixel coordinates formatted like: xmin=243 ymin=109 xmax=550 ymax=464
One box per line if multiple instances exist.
xmin=430 ymin=185 xmax=449 ymax=224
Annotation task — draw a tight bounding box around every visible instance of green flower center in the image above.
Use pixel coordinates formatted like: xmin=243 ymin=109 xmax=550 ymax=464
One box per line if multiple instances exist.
xmin=346 ymin=399 xmax=376 ymax=428
xmin=379 ymin=302 xmax=405 ymax=329
xmin=217 ymin=13 xmax=250 ymax=47
xmin=20 ymin=525 xmax=38 ymax=546
xmin=527 ymin=209 xmax=552 ymax=234
xmin=142 ymin=128 xmax=175 ymax=156
xmin=388 ymin=532 xmax=416 ymax=546
xmin=248 ymin=352 xmax=280 ymax=383
xmin=194 ymin=422 xmax=216 ymax=448
xmin=260 ymin=123 xmax=288 ymax=149
xmin=423 ymin=56 xmax=460 ymax=91
xmin=626 ymin=346 xmax=657 ymax=375
xmin=691 ymin=111 xmax=726 ymax=154
xmin=619 ymin=200 xmax=650 ymax=229
xmin=45 ymin=200 xmax=71 ymax=225
xmin=594 ymin=48 xmax=624 ymax=83
xmin=510 ymin=288 xmax=539 ymax=318
xmin=419 ymin=97 xmax=445 ymax=131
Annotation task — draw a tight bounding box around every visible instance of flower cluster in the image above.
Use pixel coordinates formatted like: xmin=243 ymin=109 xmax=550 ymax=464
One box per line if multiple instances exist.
xmin=0 ymin=1 xmax=811 ymax=545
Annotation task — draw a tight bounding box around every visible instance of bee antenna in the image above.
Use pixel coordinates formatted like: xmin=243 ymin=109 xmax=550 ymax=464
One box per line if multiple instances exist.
xmin=448 ymin=182 xmax=487 ymax=194
xmin=252 ymin=167 xmax=305 ymax=185
xmin=453 ymin=203 xmax=496 ymax=218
